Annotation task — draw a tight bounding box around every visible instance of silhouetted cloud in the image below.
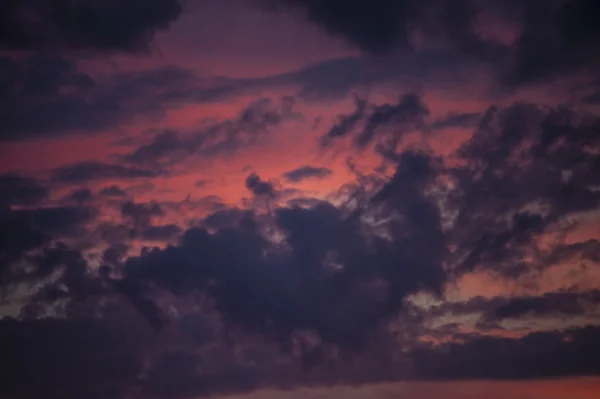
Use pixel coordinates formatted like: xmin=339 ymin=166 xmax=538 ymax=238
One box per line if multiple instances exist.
xmin=429 ymin=111 xmax=481 ymax=130
xmin=67 ymin=188 xmax=94 ymax=204
xmin=322 ymin=93 xmax=428 ymax=148
xmin=3 ymin=89 xmax=600 ymax=398
xmin=0 ymin=0 xmax=183 ymax=53
xmin=411 ymin=325 xmax=600 ymax=379
xmin=245 ymin=173 xmax=277 ymax=198
xmin=13 ymin=205 xmax=97 ymax=237
xmin=121 ymin=201 xmax=164 ymax=229
xmin=0 ymin=56 xmax=242 ymax=141
xmin=265 ymin=0 xmax=600 ymax=87
xmin=283 ymin=166 xmax=333 ymax=183
xmin=141 ymin=224 xmax=182 ymax=241
xmin=124 ymin=97 xmax=298 ymax=167
xmin=0 ymin=318 xmax=142 ymax=399
xmin=482 ymin=290 xmax=600 ymax=324
xmin=0 ymin=173 xmax=48 ymax=206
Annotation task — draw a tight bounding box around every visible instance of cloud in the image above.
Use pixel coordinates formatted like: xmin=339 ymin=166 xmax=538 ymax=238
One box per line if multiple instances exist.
xmin=481 ymin=290 xmax=600 ymax=324
xmin=245 ymin=173 xmax=277 ymax=198
xmin=13 ymin=205 xmax=97 ymax=237
xmin=98 ymin=185 xmax=128 ymax=198
xmin=0 ymin=208 xmax=48 ymax=280
xmin=323 ymin=95 xmax=368 ymax=141
xmin=66 ymin=188 xmax=94 ymax=204
xmin=200 ymin=208 xmax=249 ymax=230
xmin=0 ymin=173 xmax=48 ymax=206
xmin=413 ymin=289 xmax=600 ymax=332
xmin=264 ymin=0 xmax=600 ymax=87
xmin=2 ymin=91 xmax=600 ymax=397
xmin=124 ymin=97 xmax=298 ymax=167
xmin=0 ymin=56 xmax=241 ymax=141
xmin=283 ymin=166 xmax=333 ymax=183
xmin=121 ymin=148 xmax=447 ymax=351
xmin=504 ymin=0 xmax=600 ymax=86
xmin=52 ymin=161 xmax=161 ymax=183
xmin=141 ymin=224 xmax=182 ymax=241
xmin=260 ymin=0 xmax=419 ymax=53
xmin=429 ymin=111 xmax=481 ymax=131
xmin=261 ymin=0 xmax=504 ymax=56
xmin=0 ymin=318 xmax=142 ymax=399
xmin=411 ymin=325 xmax=600 ymax=379
xmin=0 ymin=0 xmax=183 ymax=53
xmin=121 ymin=201 xmax=164 ymax=229
xmin=322 ymin=93 xmax=429 ymax=148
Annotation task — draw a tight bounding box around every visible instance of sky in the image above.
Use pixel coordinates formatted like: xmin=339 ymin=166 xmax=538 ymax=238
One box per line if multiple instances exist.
xmin=1 ymin=0 xmax=600 ymax=398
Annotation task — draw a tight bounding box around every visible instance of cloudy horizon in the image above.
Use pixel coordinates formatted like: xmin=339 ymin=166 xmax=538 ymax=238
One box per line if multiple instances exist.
xmin=1 ymin=1 xmax=600 ymax=398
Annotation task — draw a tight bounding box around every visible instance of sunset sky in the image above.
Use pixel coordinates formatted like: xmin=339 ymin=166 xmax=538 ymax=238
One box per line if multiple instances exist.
xmin=1 ymin=1 xmax=600 ymax=398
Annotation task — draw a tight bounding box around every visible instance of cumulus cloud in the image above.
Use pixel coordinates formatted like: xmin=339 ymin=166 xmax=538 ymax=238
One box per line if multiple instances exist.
xmin=2 ymin=90 xmax=600 ymax=398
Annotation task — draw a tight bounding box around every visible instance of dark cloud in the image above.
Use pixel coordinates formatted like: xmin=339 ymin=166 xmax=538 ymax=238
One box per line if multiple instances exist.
xmin=264 ymin=0 xmax=600 ymax=87
xmin=0 ymin=0 xmax=183 ymax=53
xmin=429 ymin=111 xmax=481 ymax=131
xmin=106 ymin=277 xmax=169 ymax=333
xmin=448 ymin=102 xmax=600 ymax=277
xmin=547 ymin=240 xmax=600 ymax=265
xmin=262 ymin=0 xmax=505 ymax=57
xmin=13 ymin=205 xmax=97 ymax=237
xmin=0 ymin=56 xmax=241 ymax=141
xmin=121 ymin=201 xmax=164 ymax=229
xmin=416 ymin=289 xmax=600 ymax=331
xmin=98 ymin=185 xmax=128 ymax=198
xmin=261 ymin=0 xmax=418 ymax=53
xmin=67 ymin=188 xmax=94 ymax=204
xmin=141 ymin=224 xmax=182 ymax=241
xmin=0 ymin=208 xmax=48 ymax=282
xmin=0 ymin=173 xmax=48 ymax=206
xmin=200 ymin=208 xmax=249 ymax=230
xmin=322 ymin=95 xmax=368 ymax=142
xmin=482 ymin=290 xmax=600 ymax=324
xmin=0 ymin=318 xmax=142 ymax=399
xmin=322 ymin=93 xmax=428 ymax=148
xmin=283 ymin=166 xmax=333 ymax=183
xmin=124 ymin=97 xmax=297 ymax=167
xmin=583 ymin=88 xmax=600 ymax=104
xmin=411 ymin=325 xmax=600 ymax=379
xmin=356 ymin=93 xmax=428 ymax=148
xmin=504 ymin=0 xmax=600 ymax=86
xmin=121 ymin=149 xmax=446 ymax=350
xmin=245 ymin=173 xmax=277 ymax=198
xmin=3 ymin=91 xmax=600 ymax=397
xmin=53 ymin=161 xmax=160 ymax=183
xmin=253 ymin=49 xmax=480 ymax=102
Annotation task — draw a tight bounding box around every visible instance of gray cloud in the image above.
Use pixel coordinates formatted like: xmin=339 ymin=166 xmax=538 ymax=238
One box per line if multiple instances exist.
xmin=283 ymin=166 xmax=333 ymax=183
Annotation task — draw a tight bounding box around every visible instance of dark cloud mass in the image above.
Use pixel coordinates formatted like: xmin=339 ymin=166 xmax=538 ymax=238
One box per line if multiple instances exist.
xmin=0 ymin=56 xmax=236 ymax=141
xmin=0 ymin=173 xmax=48 ymax=206
xmin=267 ymin=0 xmax=600 ymax=86
xmin=0 ymin=318 xmax=142 ymax=399
xmin=2 ymin=1 xmax=600 ymax=398
xmin=2 ymin=94 xmax=600 ymax=397
xmin=0 ymin=0 xmax=183 ymax=52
